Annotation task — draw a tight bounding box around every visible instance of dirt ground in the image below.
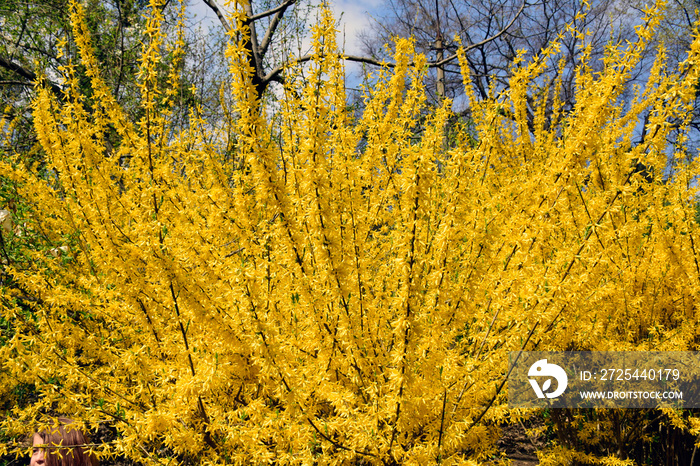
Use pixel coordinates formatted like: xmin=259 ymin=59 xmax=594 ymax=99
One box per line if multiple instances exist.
xmin=498 ymin=420 xmax=544 ymax=465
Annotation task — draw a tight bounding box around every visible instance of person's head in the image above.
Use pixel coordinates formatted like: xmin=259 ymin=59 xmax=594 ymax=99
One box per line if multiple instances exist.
xmin=30 ymin=418 xmax=98 ymax=466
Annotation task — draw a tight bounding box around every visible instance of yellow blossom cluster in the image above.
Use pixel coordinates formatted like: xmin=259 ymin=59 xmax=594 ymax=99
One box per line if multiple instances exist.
xmin=1 ymin=0 xmax=700 ymax=464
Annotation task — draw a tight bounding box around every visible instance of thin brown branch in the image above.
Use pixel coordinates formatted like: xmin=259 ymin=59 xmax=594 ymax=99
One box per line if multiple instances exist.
xmin=0 ymin=80 xmax=33 ymax=86
xmin=436 ymin=388 xmax=448 ymax=463
xmin=170 ymin=282 xmax=219 ymax=453
xmin=433 ymin=0 xmax=527 ymax=68
xmin=462 ymin=322 xmax=539 ymax=432
xmin=307 ymin=417 xmax=378 ymax=459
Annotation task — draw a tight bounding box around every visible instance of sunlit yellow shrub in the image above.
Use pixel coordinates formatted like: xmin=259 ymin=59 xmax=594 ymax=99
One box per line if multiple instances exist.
xmin=1 ymin=0 xmax=700 ymax=464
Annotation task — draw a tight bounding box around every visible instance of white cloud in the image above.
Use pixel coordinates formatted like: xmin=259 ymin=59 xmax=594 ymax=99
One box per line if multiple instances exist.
xmin=330 ymin=0 xmax=380 ymax=55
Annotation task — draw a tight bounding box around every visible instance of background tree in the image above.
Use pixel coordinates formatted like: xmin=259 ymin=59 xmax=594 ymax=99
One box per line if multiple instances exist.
xmin=0 ymin=0 xmax=230 ymax=163
xmin=1 ymin=0 xmax=140 ymax=152
xmin=360 ymin=0 xmax=644 ymax=108
xmin=359 ymin=0 xmax=700 ymax=141
xmin=201 ymin=0 xmax=317 ymax=101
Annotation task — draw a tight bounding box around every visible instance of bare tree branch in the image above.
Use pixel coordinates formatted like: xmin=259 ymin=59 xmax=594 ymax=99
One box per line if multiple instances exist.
xmin=250 ymin=0 xmax=297 ymax=22
xmin=259 ymin=0 xmax=297 ymax=59
xmin=259 ymin=0 xmax=526 ymax=92
xmin=0 ymin=55 xmax=63 ymax=99
xmin=203 ymin=0 xmax=526 ymax=102
xmin=202 ymin=0 xmax=298 ymax=32
xmin=242 ymin=3 xmax=263 ymax=77
xmin=434 ymin=0 xmax=526 ymax=67
xmin=201 ymin=0 xmax=232 ymax=32
xmin=0 ymin=80 xmax=33 ymax=86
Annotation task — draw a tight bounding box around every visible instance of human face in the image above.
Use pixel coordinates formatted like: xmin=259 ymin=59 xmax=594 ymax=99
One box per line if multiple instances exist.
xmin=30 ymin=434 xmax=45 ymax=466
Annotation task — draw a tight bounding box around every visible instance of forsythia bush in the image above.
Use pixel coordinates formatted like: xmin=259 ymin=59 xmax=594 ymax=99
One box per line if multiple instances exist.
xmin=1 ymin=0 xmax=700 ymax=464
